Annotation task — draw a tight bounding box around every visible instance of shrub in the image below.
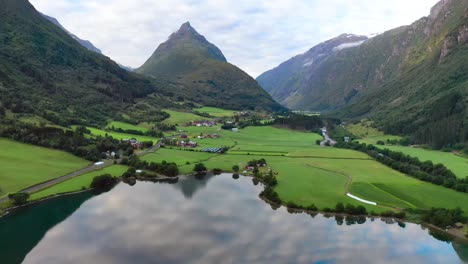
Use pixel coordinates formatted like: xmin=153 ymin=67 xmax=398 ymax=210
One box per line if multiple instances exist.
xmin=8 ymin=192 xmax=30 ymax=205
xmin=232 ymin=165 xmax=240 ymax=172
xmin=335 ymin=202 xmax=345 ymax=213
xmin=90 ymin=174 xmax=117 ymax=190
xmin=306 ymin=204 xmax=318 ymax=211
xmin=194 ymin=163 xmax=207 ymax=173
xmin=213 ymin=168 xmax=223 ymax=175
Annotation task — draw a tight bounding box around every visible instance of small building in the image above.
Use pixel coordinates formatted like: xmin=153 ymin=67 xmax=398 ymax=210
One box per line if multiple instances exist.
xmin=344 ymin=136 xmax=350 ymax=143
xmin=232 ymin=128 xmax=239 ymax=132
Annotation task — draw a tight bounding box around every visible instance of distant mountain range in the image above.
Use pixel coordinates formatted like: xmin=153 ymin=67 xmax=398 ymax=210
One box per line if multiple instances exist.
xmin=258 ymin=0 xmax=467 ymax=148
xmin=257 ymin=33 xmax=368 ymax=108
xmin=0 ymin=0 xmax=281 ymax=129
xmin=136 ymin=22 xmax=283 ymax=111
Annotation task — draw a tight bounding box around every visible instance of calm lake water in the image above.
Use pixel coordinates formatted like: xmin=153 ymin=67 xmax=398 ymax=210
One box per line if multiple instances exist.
xmin=0 ymin=174 xmax=467 ymax=264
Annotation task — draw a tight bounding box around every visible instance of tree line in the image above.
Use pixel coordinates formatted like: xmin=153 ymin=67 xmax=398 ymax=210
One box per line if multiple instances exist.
xmin=336 ymin=141 xmax=468 ymax=193
xmin=0 ymin=120 xmax=141 ymax=161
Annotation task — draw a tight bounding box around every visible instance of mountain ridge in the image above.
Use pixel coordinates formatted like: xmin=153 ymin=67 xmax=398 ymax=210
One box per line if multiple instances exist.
xmin=137 ymin=22 xmax=284 ymax=111
xmin=257 ymin=0 xmax=467 ymax=147
xmin=41 ymin=13 xmax=102 ymax=54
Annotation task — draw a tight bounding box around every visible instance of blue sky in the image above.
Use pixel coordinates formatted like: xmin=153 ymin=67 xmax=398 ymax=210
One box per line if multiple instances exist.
xmin=30 ymin=0 xmax=440 ymax=77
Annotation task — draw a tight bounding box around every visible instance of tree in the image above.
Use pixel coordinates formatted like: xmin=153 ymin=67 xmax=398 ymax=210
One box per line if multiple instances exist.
xmin=8 ymin=192 xmax=30 ymax=205
xmin=90 ymin=174 xmax=117 ymax=190
xmin=252 ymin=166 xmax=259 ymax=176
xmin=232 ymin=165 xmax=240 ymax=172
xmin=335 ymin=202 xmax=345 ymax=213
xmin=194 ymin=163 xmax=207 ymax=173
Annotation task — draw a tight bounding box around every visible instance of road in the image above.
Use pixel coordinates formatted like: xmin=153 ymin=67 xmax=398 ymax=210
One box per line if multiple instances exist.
xmin=320 ymin=127 xmax=337 ymax=146
xmin=0 ymin=140 xmax=162 ymax=203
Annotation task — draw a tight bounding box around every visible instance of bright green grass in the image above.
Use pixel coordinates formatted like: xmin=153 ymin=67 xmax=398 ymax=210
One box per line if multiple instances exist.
xmin=303 ymin=158 xmax=468 ymax=212
xmin=358 ymin=135 xmax=402 ymax=145
xmin=177 ymin=126 xmax=325 ymax=154
xmin=194 ymin=107 xmax=237 ymax=117
xmin=80 ymin=126 xmax=158 ymax=143
xmin=30 ymin=165 xmax=128 ymax=200
xmin=346 ymin=120 xmax=383 ymax=138
xmin=106 ymin=121 xmax=149 ymax=132
xmin=364 ymin=144 xmax=468 ymax=179
xmin=142 ymin=148 xmax=217 ymax=166
xmin=0 ymin=138 xmax=89 ymax=197
xmin=163 ymin=110 xmax=206 ymax=125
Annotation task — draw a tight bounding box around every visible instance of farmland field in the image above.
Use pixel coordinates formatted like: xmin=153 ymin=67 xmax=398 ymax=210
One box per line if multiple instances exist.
xmin=31 ymin=165 xmax=128 ymax=201
xmin=194 ymin=107 xmax=237 ymax=117
xmin=142 ymin=148 xmax=217 ymax=167
xmin=355 ymin=135 xmax=468 ymax=179
xmin=106 ymin=121 xmax=149 ymax=133
xmin=150 ymin=125 xmax=468 ymax=214
xmin=81 ymin=127 xmax=158 ymax=143
xmin=0 ymin=138 xmax=89 ymax=197
xmin=163 ymin=110 xmax=206 ymax=125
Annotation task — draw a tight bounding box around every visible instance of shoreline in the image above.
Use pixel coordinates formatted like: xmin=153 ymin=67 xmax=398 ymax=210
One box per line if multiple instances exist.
xmin=1 ymin=173 xmax=467 ymax=243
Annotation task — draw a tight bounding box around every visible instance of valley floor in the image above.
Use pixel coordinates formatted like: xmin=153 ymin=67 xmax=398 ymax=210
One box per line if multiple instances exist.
xmin=2 ymin=110 xmax=468 ymax=221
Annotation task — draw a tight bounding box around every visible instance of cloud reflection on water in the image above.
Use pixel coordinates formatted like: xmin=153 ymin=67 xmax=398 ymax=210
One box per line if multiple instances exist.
xmin=23 ymin=174 xmax=464 ymax=264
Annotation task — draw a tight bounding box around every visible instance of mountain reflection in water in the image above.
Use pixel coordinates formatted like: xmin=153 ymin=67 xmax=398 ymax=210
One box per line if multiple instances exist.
xmin=0 ymin=174 xmax=465 ymax=264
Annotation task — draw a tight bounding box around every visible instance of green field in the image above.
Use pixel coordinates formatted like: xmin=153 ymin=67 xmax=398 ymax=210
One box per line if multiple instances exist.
xmin=346 ymin=120 xmax=383 ymax=138
xmin=142 ymin=148 xmax=217 ymax=167
xmin=106 ymin=121 xmax=149 ymax=133
xmin=194 ymin=107 xmax=237 ymax=117
xmin=0 ymin=138 xmax=89 ymax=197
xmin=150 ymin=125 xmax=468 ymax=214
xmin=163 ymin=110 xmax=206 ymax=125
xmin=367 ymin=144 xmax=468 ymax=179
xmin=3 ymin=123 xmax=467 ymax=217
xmin=352 ymin=126 xmax=468 ymax=179
xmin=81 ymin=126 xmax=158 ymax=143
xmin=31 ymin=165 xmax=128 ymax=200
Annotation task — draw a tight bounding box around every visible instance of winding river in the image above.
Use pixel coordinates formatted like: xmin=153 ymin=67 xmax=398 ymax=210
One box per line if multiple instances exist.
xmin=0 ymin=174 xmax=467 ymax=264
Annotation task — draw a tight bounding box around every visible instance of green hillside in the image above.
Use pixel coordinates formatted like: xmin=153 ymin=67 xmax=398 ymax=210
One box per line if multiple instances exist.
xmin=257 ymin=0 xmax=468 ymax=148
xmin=136 ymin=22 xmax=284 ymax=112
xmin=0 ymin=0 xmax=175 ymax=127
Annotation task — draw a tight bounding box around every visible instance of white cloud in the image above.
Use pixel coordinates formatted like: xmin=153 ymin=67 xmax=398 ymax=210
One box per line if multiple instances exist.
xmin=29 ymin=0 xmax=440 ymax=77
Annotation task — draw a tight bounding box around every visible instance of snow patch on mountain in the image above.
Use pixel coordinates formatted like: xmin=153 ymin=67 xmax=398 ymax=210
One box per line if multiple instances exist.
xmin=333 ymin=40 xmax=366 ymax=51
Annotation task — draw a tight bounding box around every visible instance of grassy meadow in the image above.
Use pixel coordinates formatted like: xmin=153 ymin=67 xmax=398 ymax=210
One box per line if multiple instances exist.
xmin=142 ymin=125 xmax=468 ymax=214
xmin=81 ymin=126 xmax=159 ymax=143
xmin=0 ymin=138 xmax=89 ymax=197
xmin=163 ymin=110 xmax=206 ymax=125
xmin=106 ymin=121 xmax=149 ymax=133
xmin=194 ymin=107 xmax=237 ymax=117
xmin=31 ymin=165 xmax=128 ymax=201
xmin=348 ymin=121 xmax=468 ymax=179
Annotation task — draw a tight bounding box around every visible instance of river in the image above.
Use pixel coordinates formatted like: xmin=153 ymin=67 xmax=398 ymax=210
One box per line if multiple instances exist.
xmin=0 ymin=174 xmax=467 ymax=264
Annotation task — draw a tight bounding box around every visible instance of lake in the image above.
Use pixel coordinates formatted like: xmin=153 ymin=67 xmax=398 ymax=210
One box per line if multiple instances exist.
xmin=1 ymin=174 xmax=467 ymax=264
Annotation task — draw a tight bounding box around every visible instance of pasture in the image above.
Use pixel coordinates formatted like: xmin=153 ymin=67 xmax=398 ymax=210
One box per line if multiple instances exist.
xmin=82 ymin=127 xmax=158 ymax=143
xmin=163 ymin=110 xmax=206 ymax=125
xmin=31 ymin=165 xmax=128 ymax=200
xmin=0 ymin=138 xmax=89 ymax=197
xmin=106 ymin=121 xmax=149 ymax=133
xmin=194 ymin=107 xmax=237 ymax=117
